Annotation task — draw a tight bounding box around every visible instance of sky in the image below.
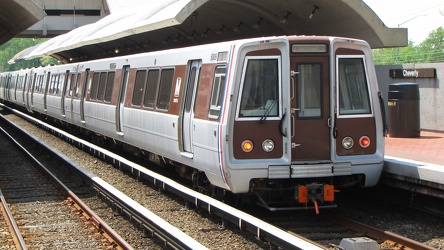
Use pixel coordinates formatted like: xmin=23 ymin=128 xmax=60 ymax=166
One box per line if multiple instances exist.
xmin=364 ymin=0 xmax=444 ymax=44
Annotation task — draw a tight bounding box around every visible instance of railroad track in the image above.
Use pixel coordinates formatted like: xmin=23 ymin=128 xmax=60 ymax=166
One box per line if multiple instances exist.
xmin=256 ymin=210 xmax=436 ymax=250
xmin=1 ymin=105 xmax=442 ymax=249
xmin=0 ymin=125 xmax=130 ymax=249
xmin=0 ymin=106 xmax=322 ymax=249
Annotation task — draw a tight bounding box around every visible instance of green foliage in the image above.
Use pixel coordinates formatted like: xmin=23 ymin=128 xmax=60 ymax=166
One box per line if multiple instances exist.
xmin=373 ymin=27 xmax=444 ymax=65
xmin=0 ymin=38 xmax=59 ymax=72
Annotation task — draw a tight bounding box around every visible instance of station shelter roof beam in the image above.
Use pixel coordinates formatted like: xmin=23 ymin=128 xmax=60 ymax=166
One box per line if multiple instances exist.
xmin=10 ymin=0 xmax=408 ymax=64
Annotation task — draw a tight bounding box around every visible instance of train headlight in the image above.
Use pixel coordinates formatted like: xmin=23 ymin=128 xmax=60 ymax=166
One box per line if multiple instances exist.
xmin=262 ymin=139 xmax=275 ymax=152
xmin=342 ymin=137 xmax=354 ymax=150
xmin=359 ymin=136 xmax=370 ymax=148
xmin=241 ymin=140 xmax=254 ymax=152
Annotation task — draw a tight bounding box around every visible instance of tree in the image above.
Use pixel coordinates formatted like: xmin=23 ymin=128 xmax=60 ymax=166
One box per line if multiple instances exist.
xmin=417 ymin=27 xmax=444 ymax=62
xmin=0 ymin=38 xmax=59 ymax=72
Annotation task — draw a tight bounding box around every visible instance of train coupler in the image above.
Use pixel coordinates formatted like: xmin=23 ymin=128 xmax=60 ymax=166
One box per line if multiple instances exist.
xmin=295 ymin=184 xmax=338 ymax=214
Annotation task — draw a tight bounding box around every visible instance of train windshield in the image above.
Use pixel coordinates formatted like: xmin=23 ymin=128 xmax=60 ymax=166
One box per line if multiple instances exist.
xmin=238 ymin=56 xmax=280 ymax=118
xmin=337 ymin=56 xmax=372 ymax=116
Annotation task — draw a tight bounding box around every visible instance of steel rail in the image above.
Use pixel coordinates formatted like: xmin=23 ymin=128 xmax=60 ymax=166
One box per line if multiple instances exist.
xmin=330 ymin=213 xmax=435 ymax=250
xmin=0 ymin=106 xmax=207 ymax=250
xmin=0 ymin=189 xmax=27 ymax=250
xmin=0 ymin=114 xmax=134 ymax=250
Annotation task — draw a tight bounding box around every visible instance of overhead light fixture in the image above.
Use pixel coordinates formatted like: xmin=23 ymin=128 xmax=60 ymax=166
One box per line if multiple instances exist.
xmin=280 ymin=11 xmax=292 ymax=24
xmin=252 ymin=17 xmax=263 ymax=30
xmin=233 ymin=21 xmax=244 ymax=33
xmin=173 ymin=35 xmax=182 ymax=43
xmin=309 ymin=5 xmax=319 ymax=19
xmin=216 ymin=25 xmax=226 ymax=35
xmin=201 ymin=28 xmax=210 ymax=38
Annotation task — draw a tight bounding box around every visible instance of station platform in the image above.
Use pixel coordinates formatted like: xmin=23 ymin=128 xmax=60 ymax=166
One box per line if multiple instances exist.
xmin=383 ymin=131 xmax=444 ymax=197
xmin=385 ymin=130 xmax=444 ymax=166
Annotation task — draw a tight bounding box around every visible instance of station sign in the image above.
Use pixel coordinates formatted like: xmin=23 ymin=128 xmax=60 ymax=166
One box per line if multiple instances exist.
xmin=389 ymin=68 xmax=436 ymax=78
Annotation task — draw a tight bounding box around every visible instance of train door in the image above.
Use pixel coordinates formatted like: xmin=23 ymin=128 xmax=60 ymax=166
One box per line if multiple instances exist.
xmin=180 ymin=60 xmax=201 ymax=155
xmin=290 ymin=55 xmax=330 ymax=162
xmin=5 ymin=75 xmax=11 ymax=101
xmin=21 ymin=73 xmax=28 ymax=105
xmin=25 ymin=71 xmax=35 ymax=112
xmin=116 ymin=65 xmax=130 ymax=135
xmin=60 ymin=70 xmax=70 ymax=117
xmin=64 ymin=69 xmax=78 ymax=122
xmin=43 ymin=71 xmax=51 ymax=111
xmin=70 ymin=73 xmax=80 ymax=122
xmin=80 ymin=69 xmax=90 ymax=123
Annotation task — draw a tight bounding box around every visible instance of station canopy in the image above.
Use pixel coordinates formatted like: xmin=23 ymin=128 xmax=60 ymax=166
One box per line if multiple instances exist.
xmin=11 ymin=0 xmax=408 ymax=64
xmin=0 ymin=0 xmax=46 ymax=46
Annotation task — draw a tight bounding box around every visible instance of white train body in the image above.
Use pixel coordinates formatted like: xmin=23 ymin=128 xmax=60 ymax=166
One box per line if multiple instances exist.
xmin=0 ymin=36 xmax=385 ymax=209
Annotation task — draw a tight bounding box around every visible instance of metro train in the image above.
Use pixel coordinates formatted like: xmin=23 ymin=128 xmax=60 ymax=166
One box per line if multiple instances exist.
xmin=0 ymin=35 xmax=385 ymax=211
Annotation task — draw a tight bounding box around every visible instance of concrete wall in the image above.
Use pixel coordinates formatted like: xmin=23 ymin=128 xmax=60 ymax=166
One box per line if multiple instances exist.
xmin=376 ymin=63 xmax=443 ymax=132
xmin=32 ymin=0 xmax=103 ymax=10
xmin=18 ymin=0 xmax=105 ymax=38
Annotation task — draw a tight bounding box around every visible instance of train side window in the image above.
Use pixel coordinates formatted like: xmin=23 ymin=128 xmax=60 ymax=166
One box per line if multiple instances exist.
xmin=104 ymin=72 xmax=115 ymax=102
xmin=238 ymin=56 xmax=280 ymax=118
xmin=208 ymin=65 xmax=227 ymax=119
xmin=50 ymin=75 xmax=58 ymax=95
xmin=132 ymin=70 xmax=147 ymax=107
xmin=143 ymin=69 xmax=160 ymax=109
xmin=337 ymin=57 xmax=371 ymax=116
xmin=90 ymin=72 xmax=100 ymax=100
xmin=156 ymin=68 xmax=174 ymax=111
xmin=297 ymin=64 xmax=322 ymax=118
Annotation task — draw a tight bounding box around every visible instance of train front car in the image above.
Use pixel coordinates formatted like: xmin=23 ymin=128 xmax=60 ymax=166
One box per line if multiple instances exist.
xmin=222 ymin=36 xmax=384 ymax=211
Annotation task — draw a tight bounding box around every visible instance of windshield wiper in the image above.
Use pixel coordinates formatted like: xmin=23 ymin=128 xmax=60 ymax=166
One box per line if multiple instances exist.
xmin=259 ymin=99 xmax=277 ymax=124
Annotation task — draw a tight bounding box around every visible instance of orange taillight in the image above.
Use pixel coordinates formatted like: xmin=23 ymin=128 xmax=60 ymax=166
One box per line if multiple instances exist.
xmin=241 ymin=140 xmax=254 ymax=152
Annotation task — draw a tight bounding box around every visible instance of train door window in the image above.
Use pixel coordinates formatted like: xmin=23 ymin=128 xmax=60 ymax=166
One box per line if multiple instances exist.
xmin=37 ymin=75 xmax=44 ymax=93
xmin=20 ymin=74 xmax=28 ymax=91
xmin=238 ymin=56 xmax=280 ymax=119
xmin=143 ymin=69 xmax=159 ymax=109
xmin=68 ymin=74 xmax=75 ymax=97
xmin=156 ymin=68 xmax=174 ymax=110
xmin=57 ymin=74 xmax=65 ymax=95
xmin=185 ymin=67 xmax=197 ymax=113
xmin=35 ymin=76 xmax=40 ymax=93
xmin=337 ymin=56 xmax=372 ymax=116
xmin=31 ymin=73 xmax=37 ymax=93
xmin=208 ymin=65 xmax=227 ymax=119
xmin=50 ymin=75 xmax=58 ymax=95
xmin=97 ymin=72 xmax=108 ymax=101
xmin=297 ymin=64 xmax=322 ymax=118
xmin=104 ymin=72 xmax=115 ymax=102
xmin=90 ymin=72 xmax=100 ymax=100
xmin=132 ymin=70 xmax=147 ymax=107
xmin=74 ymin=73 xmax=81 ymax=97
